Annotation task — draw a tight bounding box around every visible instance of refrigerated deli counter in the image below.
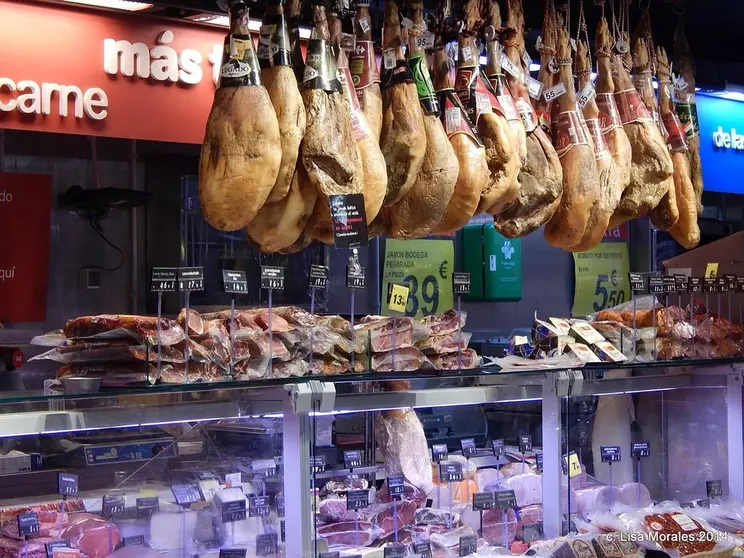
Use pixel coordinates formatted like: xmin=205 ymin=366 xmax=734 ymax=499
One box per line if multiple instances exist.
xmin=0 ymin=360 xmax=742 ymax=558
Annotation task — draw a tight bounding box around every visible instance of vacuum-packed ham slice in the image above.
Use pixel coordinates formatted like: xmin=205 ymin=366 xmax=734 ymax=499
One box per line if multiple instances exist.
xmin=301 ymin=3 xmax=363 ymax=243
xmin=63 ymin=315 xmax=186 ymax=346
xmin=575 ymin=485 xmax=622 ymax=519
xmin=198 ymin=2 xmax=281 ymax=231
xmin=416 ymin=331 xmax=471 ymax=354
xmin=370 ymin=347 xmax=428 ymax=372
xmin=350 ymin=0 xmax=383 ymax=142
xmin=355 ymin=316 xmax=415 ymax=352
xmin=62 ymin=513 xmax=121 ymax=558
xmin=494 ymin=0 xmax=562 ymax=238
xmin=317 ymin=520 xmax=379 ymax=547
xmin=376 ymin=408 xmax=434 ymax=495
xmin=381 ymin=0 xmax=457 ymax=239
xmin=476 ymin=468 xmax=503 ymax=491
xmin=379 ymin=0 xmax=427 ymax=205
xmin=608 ymin=33 xmax=673 ymax=227
xmin=456 ymin=0 xmax=520 ymax=216
xmin=428 ymin=349 xmax=479 ymax=370
xmin=421 ymin=310 xmax=467 ymax=335
xmin=657 ymin=47 xmax=700 ymax=249
xmin=430 ymin=45 xmax=489 ymax=234
xmin=544 ymin=25 xmax=600 ymax=250
xmin=571 ymin=39 xmax=622 ymax=252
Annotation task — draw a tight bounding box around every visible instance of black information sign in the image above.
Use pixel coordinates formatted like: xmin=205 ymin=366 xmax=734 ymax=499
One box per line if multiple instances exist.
xmin=688 ymin=277 xmax=703 ymax=294
xmin=707 ymin=480 xmax=724 ymax=498
xmin=45 ymin=541 xmax=70 ymax=558
xmin=276 ymin=494 xmax=285 ymax=518
xmin=460 ymin=438 xmax=477 ymax=457
xmin=171 ymin=484 xmax=201 ymax=506
xmin=536 ymin=452 xmax=544 ymax=472
xmin=413 ymin=542 xmax=433 ymax=558
xmin=17 ymin=512 xmax=39 ymax=537
xmin=631 ymin=442 xmax=651 ymax=459
xmin=102 ymin=494 xmax=125 ymax=519
xmin=718 ymin=277 xmax=730 ymax=293
xmin=310 ymin=455 xmax=326 ymax=473
xmin=346 ymin=489 xmax=371 ymax=511
xmin=346 ymin=265 xmax=366 ymax=289
xmin=136 ymin=497 xmax=159 ymax=518
xmin=222 ymin=270 xmax=248 ymax=294
xmin=255 ymin=533 xmax=278 ymax=557
xmin=472 ymin=492 xmax=496 ymax=510
xmin=178 ymin=266 xmax=204 ymax=291
xmin=675 ymin=274 xmax=688 ymax=292
xmin=262 ymin=466 xmax=278 ymax=479
xmin=57 ymin=473 xmax=79 ymax=497
xmin=629 ymin=273 xmax=646 ymax=293
xmin=522 ymin=523 xmax=545 ymax=543
xmin=703 ymin=278 xmax=718 ymax=293
xmin=343 ymin=450 xmax=363 ymax=469
xmin=220 ymin=549 xmax=248 ymax=558
xmin=439 ymin=462 xmax=463 ymax=483
xmin=261 ymin=266 xmax=285 ymax=290
xmin=519 ymin=435 xmax=532 ymax=453
xmin=385 ymin=544 xmax=407 ymax=558
xmin=459 ymin=534 xmax=477 ymax=556
xmin=319 ymin=553 xmax=341 ymax=558
xmin=453 ymin=272 xmax=471 ymax=295
xmin=329 ymin=193 xmax=369 ymax=248
xmin=310 ymin=265 xmax=329 ymax=289
xmin=123 ymin=535 xmax=145 ymax=547
xmin=601 ymin=446 xmax=622 ymax=463
xmin=495 ymin=490 xmax=518 ymax=510
xmin=725 ymin=275 xmax=739 ymax=290
xmin=220 ymin=499 xmax=247 ymax=523
xmin=663 ymin=276 xmax=676 ymax=293
xmin=151 ymin=267 xmax=177 ymax=292
xmin=647 ymin=276 xmax=665 ymax=294
xmin=432 ymin=444 xmax=448 ymax=462
xmin=249 ymin=496 xmax=270 ymax=518
xmin=388 ymin=475 xmax=405 ymax=500
xmin=738 ymin=278 xmax=744 ymax=293
xmin=492 ymin=439 xmax=505 ymax=458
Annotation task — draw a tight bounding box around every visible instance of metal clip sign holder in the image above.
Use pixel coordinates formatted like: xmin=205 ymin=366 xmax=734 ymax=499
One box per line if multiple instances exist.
xmin=178 ymin=267 xmax=204 ymax=384
xmin=151 ymin=268 xmax=177 ymax=383
xmin=347 ymin=249 xmax=365 ymax=372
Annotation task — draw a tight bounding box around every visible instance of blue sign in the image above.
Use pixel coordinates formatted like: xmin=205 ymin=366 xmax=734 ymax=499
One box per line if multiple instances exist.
xmin=698 ymin=91 xmax=744 ymax=194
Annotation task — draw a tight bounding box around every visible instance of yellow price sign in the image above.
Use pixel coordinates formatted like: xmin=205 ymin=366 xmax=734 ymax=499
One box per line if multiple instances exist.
xmin=564 ymin=452 xmax=582 ymax=478
xmin=573 ymin=242 xmax=630 ymax=316
xmin=388 ymin=284 xmax=410 ymax=313
xmin=381 ymin=239 xmax=454 ymax=318
xmin=705 ymin=263 xmax=719 ymax=279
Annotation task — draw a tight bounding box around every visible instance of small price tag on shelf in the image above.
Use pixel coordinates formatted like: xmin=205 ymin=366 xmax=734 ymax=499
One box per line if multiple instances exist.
xmin=563 ymin=452 xmax=582 ymax=477
xmin=675 ymin=274 xmax=688 ymax=292
xmin=500 ymin=53 xmax=521 ymax=79
xmin=136 ymin=497 xmax=159 ymax=518
xmin=178 ymin=266 xmax=204 ymax=291
xmin=343 ymin=450 xmax=363 ymax=469
xmin=631 ymin=442 xmax=650 ymax=459
xmin=453 ymin=272 xmax=471 ymax=295
xmin=45 ymin=541 xmax=71 ymax=557
xmin=629 ymin=272 xmax=646 ymax=293
xmin=522 ymin=523 xmax=545 ymax=543
xmin=495 ymin=490 xmax=517 ymax=510
xmin=492 ymin=438 xmax=505 ymax=457
xmin=101 ymin=494 xmax=125 ymax=519
xmin=123 ymin=536 xmax=145 ymax=547
xmin=17 ymin=512 xmax=40 ymax=537
xmin=249 ymin=496 xmax=270 ymax=518
xmin=703 ymin=278 xmax=718 ymax=293
xmin=459 ymin=534 xmax=477 ymax=556
xmin=519 ymin=435 xmax=532 ymax=453
xmin=346 ymin=489 xmax=371 ymax=510
xmin=358 ymin=17 xmax=371 ymax=33
xmin=439 ymin=462 xmax=463 ymax=483
xmin=527 ymin=77 xmax=544 ymax=100
xmin=724 ymin=274 xmax=738 ymax=290
xmin=220 ymin=548 xmax=248 ymax=558
xmin=310 ymin=455 xmax=326 ymax=473
xmin=387 ymin=475 xmax=405 ymax=500
xmin=460 ymin=438 xmax=478 ymax=457
xmin=388 ymin=283 xmax=410 ymax=313
xmin=705 ymin=263 xmax=719 ymax=279
xmin=260 ymin=266 xmax=285 ymax=290
xmin=57 ymin=473 xmax=79 ymax=497
xmin=171 ymin=484 xmax=201 ymax=506
xmin=647 ymin=276 xmax=665 ymax=294
xmin=432 ymin=444 xmax=448 ymax=462
xmin=310 ymin=264 xmax=329 ymax=289
xmin=472 ymin=492 xmax=496 ymax=510
xmin=543 ymin=82 xmax=566 ymax=102
xmin=413 ymin=542 xmax=432 ymax=558
xmin=718 ymin=277 xmax=730 ymax=293
xmin=255 ymin=534 xmax=278 ymax=557
xmin=688 ymin=277 xmax=703 ymax=293
xmin=385 ymin=544 xmax=407 ymax=558
xmin=600 ymin=446 xmax=622 ymax=463
xmin=347 ymin=265 xmax=366 ymax=289
xmin=536 ymin=452 xmax=544 ymax=472
xmin=663 ymin=276 xmax=677 ymax=293
xmin=222 ymin=270 xmax=248 ymax=294
xmin=151 ymin=267 xmax=177 ymax=292
xmin=707 ymin=480 xmax=724 ymax=498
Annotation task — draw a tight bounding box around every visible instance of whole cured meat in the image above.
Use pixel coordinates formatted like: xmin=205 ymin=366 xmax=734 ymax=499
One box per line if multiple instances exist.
xmin=494 ymin=0 xmax=562 ymax=238
xmin=609 ymin=36 xmax=673 ymax=227
xmin=657 ymin=47 xmax=700 ymax=249
xmin=430 ymin=46 xmax=489 ymax=234
xmin=456 ymin=0 xmax=520 ymax=216
xmin=62 ymin=513 xmax=121 ymax=558
xmin=301 ymin=3 xmax=362 ymax=242
xmin=350 ymin=0 xmax=383 ymax=142
xmin=384 ymin=0 xmax=457 ymax=239
xmin=258 ymin=0 xmax=306 ymax=203
xmin=198 ymin=3 xmax=282 ymax=231
xmin=571 ymin=39 xmax=622 ymax=252
xmin=379 ymin=0 xmax=427 ymax=205
xmin=544 ymin=25 xmax=599 ymax=249
xmin=63 ymin=315 xmax=186 ymax=346
xmin=595 ymin=17 xmax=632 ymax=198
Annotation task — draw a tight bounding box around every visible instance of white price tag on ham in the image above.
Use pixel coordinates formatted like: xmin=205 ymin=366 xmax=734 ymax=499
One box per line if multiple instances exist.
xmin=358 ymin=17 xmax=371 ymax=33
xmin=543 ymin=82 xmax=566 ymax=102
xmin=500 ymin=53 xmax=522 ymax=80
xmin=475 ymin=92 xmax=493 ymax=115
xmin=422 ymin=32 xmax=436 ymax=49
xmin=577 ymin=82 xmax=596 ymax=109
xmin=462 ymin=46 xmax=473 ymax=62
xmin=383 ymin=49 xmax=396 ymax=70
xmin=522 ymin=50 xmax=532 ymax=69
xmin=445 ymin=107 xmax=462 ymax=134
xmin=527 ymin=77 xmax=544 ymax=100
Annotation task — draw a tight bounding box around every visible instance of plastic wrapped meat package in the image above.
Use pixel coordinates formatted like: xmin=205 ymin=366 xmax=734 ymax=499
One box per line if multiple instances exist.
xmin=62 ymin=513 xmax=121 ymax=558
xmin=484 ymin=473 xmax=543 ymax=508
xmin=375 ymin=409 xmax=434 ymax=495
xmin=618 ymin=483 xmax=652 ymax=508
xmin=575 ymin=486 xmax=623 ymax=520
xmin=691 ymin=501 xmax=744 ymax=535
xmin=318 ymin=521 xmax=381 ymax=547
xmin=475 ymin=468 xmax=504 ymax=492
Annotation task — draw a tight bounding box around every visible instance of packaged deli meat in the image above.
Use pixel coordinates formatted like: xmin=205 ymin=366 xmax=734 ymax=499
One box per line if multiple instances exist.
xmin=63 ymin=315 xmax=186 ymax=346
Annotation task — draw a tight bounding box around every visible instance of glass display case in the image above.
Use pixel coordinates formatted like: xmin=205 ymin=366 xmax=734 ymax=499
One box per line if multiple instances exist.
xmin=0 ymin=361 xmax=741 ymax=557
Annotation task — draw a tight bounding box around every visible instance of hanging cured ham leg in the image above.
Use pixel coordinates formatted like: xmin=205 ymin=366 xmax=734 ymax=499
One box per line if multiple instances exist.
xmin=543 ymin=25 xmax=599 ymax=249
xmin=198 ymin=0 xmax=282 ymax=232
xmin=350 ymin=0 xmax=383 ymax=142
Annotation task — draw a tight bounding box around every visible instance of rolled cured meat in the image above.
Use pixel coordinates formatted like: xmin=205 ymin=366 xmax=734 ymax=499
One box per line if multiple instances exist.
xmin=619 ymin=482 xmax=652 ymax=508
xmin=575 ymin=485 xmax=623 ymax=519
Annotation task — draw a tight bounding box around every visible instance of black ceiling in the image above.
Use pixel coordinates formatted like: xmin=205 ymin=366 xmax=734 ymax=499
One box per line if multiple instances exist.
xmin=142 ymin=0 xmax=744 ymax=88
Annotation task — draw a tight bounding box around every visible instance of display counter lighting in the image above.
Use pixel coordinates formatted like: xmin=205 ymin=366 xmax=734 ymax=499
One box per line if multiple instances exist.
xmin=60 ymin=0 xmax=152 ymax=10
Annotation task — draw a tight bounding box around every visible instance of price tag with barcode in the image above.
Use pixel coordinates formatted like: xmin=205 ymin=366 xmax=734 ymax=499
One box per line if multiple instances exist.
xmin=383 ymin=48 xmax=396 ymax=70
xmin=543 ymin=82 xmax=566 ymax=102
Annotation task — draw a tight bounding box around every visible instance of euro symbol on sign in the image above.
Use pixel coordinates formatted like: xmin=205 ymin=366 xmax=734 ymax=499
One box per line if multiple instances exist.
xmin=611 ymin=269 xmax=617 ymax=287
xmin=439 ymin=261 xmax=448 ymax=280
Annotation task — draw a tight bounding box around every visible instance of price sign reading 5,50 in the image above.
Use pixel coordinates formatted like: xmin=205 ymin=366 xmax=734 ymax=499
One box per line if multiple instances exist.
xmin=593 ymin=269 xmax=626 ymax=312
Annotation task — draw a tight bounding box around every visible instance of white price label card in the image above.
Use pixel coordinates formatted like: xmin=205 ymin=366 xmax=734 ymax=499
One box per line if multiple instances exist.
xmin=543 ymin=82 xmax=566 ymax=102
xmin=445 ymin=107 xmax=462 ymax=134
xmin=500 ymin=53 xmax=521 ymax=79
xmin=577 ymin=82 xmax=596 ymax=109
xmin=358 ymin=17 xmax=371 ymax=33
xmin=462 ymin=45 xmax=473 ymax=62
xmin=527 ymin=77 xmax=544 ymax=100
xmin=383 ymin=48 xmax=396 ymax=70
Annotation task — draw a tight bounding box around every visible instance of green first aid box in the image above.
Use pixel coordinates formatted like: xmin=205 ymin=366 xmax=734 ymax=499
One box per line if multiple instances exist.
xmin=461 ymin=224 xmax=522 ymax=301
